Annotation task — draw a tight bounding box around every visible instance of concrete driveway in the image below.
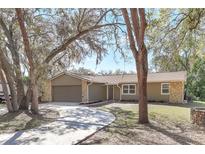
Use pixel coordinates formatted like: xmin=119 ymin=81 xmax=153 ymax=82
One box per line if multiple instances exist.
xmin=0 ymin=103 xmax=115 ymax=145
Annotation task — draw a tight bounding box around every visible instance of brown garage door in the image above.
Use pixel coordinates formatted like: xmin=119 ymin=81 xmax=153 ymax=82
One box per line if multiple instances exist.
xmin=52 ymin=85 xmax=82 ymax=102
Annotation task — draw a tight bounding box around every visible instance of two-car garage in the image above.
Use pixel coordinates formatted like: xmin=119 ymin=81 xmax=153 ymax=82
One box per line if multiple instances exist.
xmin=51 ymin=74 xmax=83 ymax=102
xmin=52 ymin=85 xmax=82 ymax=102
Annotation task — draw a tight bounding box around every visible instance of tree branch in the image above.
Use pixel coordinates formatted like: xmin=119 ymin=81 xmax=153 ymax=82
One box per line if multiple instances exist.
xmin=0 ymin=17 xmax=13 ymax=43
xmin=44 ymin=22 xmax=125 ymax=63
xmin=16 ymin=8 xmax=34 ymax=69
xmin=121 ymin=8 xmax=138 ymax=59
xmin=138 ymin=8 xmax=147 ymax=51
xmin=95 ymin=9 xmax=112 ymax=26
xmin=130 ymin=9 xmax=140 ymax=47
xmin=77 ymin=9 xmax=87 ymax=33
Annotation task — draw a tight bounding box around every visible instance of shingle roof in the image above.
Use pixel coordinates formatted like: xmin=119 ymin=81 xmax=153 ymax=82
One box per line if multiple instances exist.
xmin=51 ymin=71 xmax=186 ymax=84
xmin=82 ymin=71 xmax=187 ymax=84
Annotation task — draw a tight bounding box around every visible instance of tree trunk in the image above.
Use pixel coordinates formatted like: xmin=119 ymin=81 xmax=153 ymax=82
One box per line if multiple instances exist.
xmin=0 ymin=66 xmax=13 ymax=112
xmin=136 ymin=46 xmax=148 ymax=124
xmin=0 ymin=49 xmax=19 ymax=111
xmin=10 ymin=47 xmax=27 ymax=110
xmin=16 ymin=8 xmax=39 ymax=114
xmin=14 ymin=55 xmax=27 ymax=109
xmin=9 ymin=36 xmax=26 ymax=109
xmin=121 ymin=8 xmax=149 ymax=124
xmin=3 ymin=70 xmax=18 ymax=112
xmin=30 ymin=75 xmax=38 ymax=114
xmin=0 ymin=17 xmax=27 ymax=110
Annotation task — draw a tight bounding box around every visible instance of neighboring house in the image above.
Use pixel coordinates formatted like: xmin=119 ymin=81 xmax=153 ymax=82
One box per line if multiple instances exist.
xmin=41 ymin=71 xmax=187 ymax=103
xmin=0 ymin=82 xmax=10 ymax=100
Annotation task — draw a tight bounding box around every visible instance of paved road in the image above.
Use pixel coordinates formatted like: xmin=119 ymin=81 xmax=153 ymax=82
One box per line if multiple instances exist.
xmin=0 ymin=103 xmax=115 ymax=145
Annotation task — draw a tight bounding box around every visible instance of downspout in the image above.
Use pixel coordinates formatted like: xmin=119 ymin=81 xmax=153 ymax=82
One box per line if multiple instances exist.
xmin=117 ymin=84 xmax=121 ymax=101
xmin=113 ymin=85 xmax=115 ymax=100
xmin=182 ymin=81 xmax=185 ymax=103
xmin=117 ymin=73 xmax=124 ymax=102
xmin=106 ymin=84 xmax=109 ymax=101
xmin=87 ymin=81 xmax=93 ymax=103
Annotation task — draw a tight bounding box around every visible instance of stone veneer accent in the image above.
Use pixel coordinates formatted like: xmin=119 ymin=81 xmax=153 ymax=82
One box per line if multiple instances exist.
xmin=81 ymin=80 xmax=88 ymax=103
xmin=169 ymin=81 xmax=184 ymax=103
xmin=41 ymin=80 xmax=52 ymax=102
xmin=191 ymin=108 xmax=205 ymax=125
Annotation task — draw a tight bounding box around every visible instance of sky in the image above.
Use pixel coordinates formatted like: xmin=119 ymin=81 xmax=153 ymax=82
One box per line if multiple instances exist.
xmin=71 ymin=48 xmax=135 ymax=73
xmin=72 ymin=49 xmax=153 ymax=73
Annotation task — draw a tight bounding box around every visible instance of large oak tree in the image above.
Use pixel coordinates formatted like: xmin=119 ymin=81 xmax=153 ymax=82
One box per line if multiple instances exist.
xmin=0 ymin=16 xmax=27 ymax=110
xmin=16 ymin=8 xmax=39 ymax=114
xmin=121 ymin=8 xmax=149 ymax=124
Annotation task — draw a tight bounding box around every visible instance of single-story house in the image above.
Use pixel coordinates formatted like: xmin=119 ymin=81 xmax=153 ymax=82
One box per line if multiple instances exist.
xmin=41 ymin=71 xmax=187 ymax=103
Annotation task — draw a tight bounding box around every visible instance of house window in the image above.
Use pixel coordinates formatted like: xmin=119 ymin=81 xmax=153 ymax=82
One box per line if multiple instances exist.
xmin=122 ymin=84 xmax=136 ymax=95
xmin=161 ymin=83 xmax=169 ymax=95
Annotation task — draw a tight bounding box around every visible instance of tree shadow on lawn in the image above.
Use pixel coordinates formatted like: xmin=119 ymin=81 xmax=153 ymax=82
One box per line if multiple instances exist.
xmin=22 ymin=109 xmax=60 ymax=130
xmin=0 ymin=111 xmax=23 ymax=123
xmin=0 ymin=109 xmax=59 ymax=134
xmin=146 ymin=123 xmax=202 ymax=145
xmin=82 ymin=107 xmax=203 ymax=145
xmin=1 ymin=109 xmax=60 ymax=145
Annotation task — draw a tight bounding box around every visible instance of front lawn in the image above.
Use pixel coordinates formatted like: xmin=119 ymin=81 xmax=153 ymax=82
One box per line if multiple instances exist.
xmin=80 ymin=102 xmax=205 ymax=145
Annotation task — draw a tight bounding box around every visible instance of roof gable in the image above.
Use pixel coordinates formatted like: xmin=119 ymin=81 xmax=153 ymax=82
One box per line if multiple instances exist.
xmin=51 ymin=72 xmax=90 ymax=81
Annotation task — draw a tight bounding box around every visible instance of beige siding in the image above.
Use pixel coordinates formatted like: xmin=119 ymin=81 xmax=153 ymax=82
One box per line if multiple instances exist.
xmin=108 ymin=85 xmax=113 ymax=100
xmin=121 ymin=94 xmax=138 ymax=101
xmin=89 ymin=83 xmax=106 ymax=102
xmin=113 ymin=85 xmax=120 ymax=100
xmin=52 ymin=74 xmax=81 ymax=86
xmin=114 ymin=83 xmax=170 ymax=102
xmin=147 ymin=83 xmax=169 ymax=102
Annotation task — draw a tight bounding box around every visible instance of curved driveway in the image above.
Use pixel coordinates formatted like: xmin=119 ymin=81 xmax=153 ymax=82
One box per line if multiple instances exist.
xmin=0 ymin=103 xmax=115 ymax=145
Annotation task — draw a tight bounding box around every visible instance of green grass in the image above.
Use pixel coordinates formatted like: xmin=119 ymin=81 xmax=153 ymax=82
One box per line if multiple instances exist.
xmin=98 ymin=103 xmax=193 ymax=137
xmin=148 ymin=104 xmax=190 ymax=122
xmin=100 ymin=103 xmax=192 ymax=123
xmin=193 ymin=100 xmax=205 ymax=105
xmin=81 ymin=102 xmax=205 ymax=144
